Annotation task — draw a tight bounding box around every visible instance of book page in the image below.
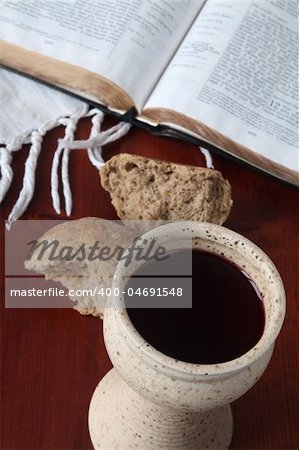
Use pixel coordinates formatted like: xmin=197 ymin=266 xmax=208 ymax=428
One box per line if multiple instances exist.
xmin=144 ymin=0 xmax=299 ymax=172
xmin=0 ymin=0 xmax=202 ymax=109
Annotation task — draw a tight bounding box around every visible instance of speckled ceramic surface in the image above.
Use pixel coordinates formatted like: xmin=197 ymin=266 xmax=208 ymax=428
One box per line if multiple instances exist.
xmin=89 ymin=222 xmax=286 ymax=449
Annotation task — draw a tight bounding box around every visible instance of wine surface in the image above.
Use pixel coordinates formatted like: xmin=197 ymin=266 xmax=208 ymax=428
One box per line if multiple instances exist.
xmin=126 ymin=249 xmax=265 ymax=364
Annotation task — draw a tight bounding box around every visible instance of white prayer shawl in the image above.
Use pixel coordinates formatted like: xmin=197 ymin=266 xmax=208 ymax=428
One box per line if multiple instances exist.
xmin=0 ymin=67 xmax=131 ymax=229
xmin=0 ymin=68 xmax=211 ymax=229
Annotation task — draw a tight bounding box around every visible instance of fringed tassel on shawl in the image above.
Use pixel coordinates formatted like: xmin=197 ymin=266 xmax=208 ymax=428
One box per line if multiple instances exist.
xmin=51 ymin=108 xmax=131 ymax=217
xmin=2 ymin=107 xmax=131 ymax=229
xmin=199 ymin=147 xmax=214 ymax=169
xmin=51 ymin=105 xmax=88 ymax=215
xmin=60 ymin=119 xmax=131 ymax=150
xmin=6 ymin=129 xmax=47 ymax=229
xmin=86 ymin=110 xmax=106 ymax=169
xmin=0 ymin=133 xmax=28 ymax=205
xmin=0 ymin=147 xmax=13 ymax=204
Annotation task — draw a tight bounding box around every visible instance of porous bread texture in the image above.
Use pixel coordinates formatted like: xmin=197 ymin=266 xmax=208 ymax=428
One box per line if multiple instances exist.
xmin=25 ymin=218 xmax=134 ymax=318
xmin=100 ymin=154 xmax=232 ymax=224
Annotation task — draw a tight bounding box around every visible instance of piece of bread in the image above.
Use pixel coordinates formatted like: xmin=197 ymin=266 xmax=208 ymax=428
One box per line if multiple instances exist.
xmin=24 ymin=218 xmax=134 ymax=318
xmin=25 ymin=157 xmax=232 ymax=319
xmin=100 ymin=154 xmax=232 ymax=224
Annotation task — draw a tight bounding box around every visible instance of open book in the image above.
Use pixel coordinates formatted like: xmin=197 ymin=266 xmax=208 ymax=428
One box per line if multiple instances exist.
xmin=0 ymin=0 xmax=298 ymax=186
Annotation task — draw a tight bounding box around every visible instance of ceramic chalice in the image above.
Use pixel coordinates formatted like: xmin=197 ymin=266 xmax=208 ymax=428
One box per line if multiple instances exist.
xmin=89 ymin=222 xmax=285 ymax=449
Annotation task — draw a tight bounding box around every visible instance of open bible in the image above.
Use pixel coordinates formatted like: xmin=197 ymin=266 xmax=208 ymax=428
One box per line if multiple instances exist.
xmin=0 ymin=0 xmax=298 ymax=186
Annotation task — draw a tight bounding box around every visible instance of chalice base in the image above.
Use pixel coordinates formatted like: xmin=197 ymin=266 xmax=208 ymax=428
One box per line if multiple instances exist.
xmin=89 ymin=369 xmax=233 ymax=449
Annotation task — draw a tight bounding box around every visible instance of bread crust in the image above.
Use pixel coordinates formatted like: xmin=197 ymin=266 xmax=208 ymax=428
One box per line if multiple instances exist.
xmin=100 ymin=154 xmax=232 ymax=224
xmin=25 ymin=218 xmax=134 ymax=318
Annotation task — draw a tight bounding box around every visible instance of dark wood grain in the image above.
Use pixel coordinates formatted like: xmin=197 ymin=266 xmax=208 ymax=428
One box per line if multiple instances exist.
xmin=1 ymin=118 xmax=298 ymax=449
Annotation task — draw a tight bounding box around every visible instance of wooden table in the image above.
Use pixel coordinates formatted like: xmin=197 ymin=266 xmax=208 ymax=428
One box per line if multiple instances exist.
xmin=1 ymin=117 xmax=298 ymax=449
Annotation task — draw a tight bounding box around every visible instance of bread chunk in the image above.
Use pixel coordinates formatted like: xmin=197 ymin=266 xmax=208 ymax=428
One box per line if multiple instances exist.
xmin=100 ymin=154 xmax=232 ymax=224
xmin=25 ymin=218 xmax=134 ymax=318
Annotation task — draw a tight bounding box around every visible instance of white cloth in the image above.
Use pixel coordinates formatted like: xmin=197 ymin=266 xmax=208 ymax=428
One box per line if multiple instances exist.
xmin=0 ymin=67 xmax=131 ymax=228
xmin=0 ymin=68 xmax=85 ymax=145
